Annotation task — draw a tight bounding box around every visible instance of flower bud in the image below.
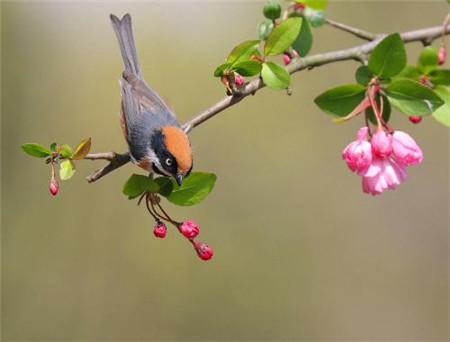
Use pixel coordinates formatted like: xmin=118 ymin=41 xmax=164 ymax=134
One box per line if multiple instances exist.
xmin=438 ymin=45 xmax=446 ymax=66
xmin=153 ymin=222 xmax=167 ymax=238
xmin=371 ymin=129 xmax=392 ymax=157
xmin=49 ymin=176 xmax=59 ymax=196
xmin=194 ymin=242 xmax=214 ymax=261
xmin=282 ymin=53 xmax=291 ymax=66
xmin=234 ymin=74 xmax=244 ymax=87
xmin=179 ymin=219 xmax=199 ymax=239
xmin=408 ymin=116 xmax=422 ymax=124
xmin=392 ymin=131 xmax=423 ymax=166
xmin=342 ymin=127 xmax=372 ymax=172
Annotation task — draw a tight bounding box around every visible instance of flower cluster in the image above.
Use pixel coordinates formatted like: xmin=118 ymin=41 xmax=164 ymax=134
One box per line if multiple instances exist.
xmin=343 ymin=127 xmax=423 ymax=195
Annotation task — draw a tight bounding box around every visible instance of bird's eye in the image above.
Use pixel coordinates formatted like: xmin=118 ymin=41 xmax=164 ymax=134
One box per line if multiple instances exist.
xmin=165 ymin=158 xmax=172 ymax=166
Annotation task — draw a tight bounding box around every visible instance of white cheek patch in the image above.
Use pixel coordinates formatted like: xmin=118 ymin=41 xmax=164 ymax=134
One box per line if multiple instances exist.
xmin=146 ymin=148 xmax=171 ymax=176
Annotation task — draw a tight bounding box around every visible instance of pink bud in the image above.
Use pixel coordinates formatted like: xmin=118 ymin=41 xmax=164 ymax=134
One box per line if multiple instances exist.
xmin=438 ymin=46 xmax=446 ymax=66
xmin=282 ymin=53 xmax=291 ymax=66
xmin=234 ymin=74 xmax=244 ymax=86
xmin=392 ymin=131 xmax=423 ymax=166
xmin=371 ymin=129 xmax=392 ymax=157
xmin=361 ymin=156 xmax=408 ymax=195
xmin=408 ymin=116 xmax=422 ymax=124
xmin=49 ymin=177 xmax=59 ymax=196
xmin=153 ymin=222 xmax=167 ymax=238
xmin=194 ymin=242 xmax=214 ymax=261
xmin=342 ymin=127 xmax=372 ymax=172
xmin=179 ymin=219 xmax=199 ymax=239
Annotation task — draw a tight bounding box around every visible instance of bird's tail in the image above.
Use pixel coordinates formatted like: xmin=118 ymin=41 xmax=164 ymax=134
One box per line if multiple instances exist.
xmin=110 ymin=13 xmax=142 ymax=77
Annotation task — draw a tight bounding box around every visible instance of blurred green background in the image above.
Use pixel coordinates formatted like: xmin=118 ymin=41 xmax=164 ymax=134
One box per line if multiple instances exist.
xmin=2 ymin=1 xmax=449 ymax=341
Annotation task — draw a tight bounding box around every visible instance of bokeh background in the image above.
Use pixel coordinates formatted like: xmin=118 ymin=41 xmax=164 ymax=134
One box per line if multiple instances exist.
xmin=2 ymin=1 xmax=449 ymax=341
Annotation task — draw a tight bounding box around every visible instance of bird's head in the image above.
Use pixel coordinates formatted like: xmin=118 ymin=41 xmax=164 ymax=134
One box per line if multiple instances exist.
xmin=150 ymin=126 xmax=193 ymax=186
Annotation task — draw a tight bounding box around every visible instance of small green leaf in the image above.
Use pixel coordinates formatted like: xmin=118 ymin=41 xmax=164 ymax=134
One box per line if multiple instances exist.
xmin=395 ymin=65 xmax=421 ymax=81
xmin=432 ymin=86 xmax=450 ymax=127
xmin=292 ymin=17 xmax=313 ymax=57
xmin=21 ymin=143 xmax=51 ymax=158
xmin=366 ymin=94 xmax=391 ymax=125
xmin=265 ymin=17 xmax=302 ymax=56
xmin=226 ymin=40 xmax=261 ymax=66
xmin=60 ymin=144 xmax=73 ymax=158
xmin=295 ymin=0 xmax=328 ymax=10
xmin=385 ymin=79 xmax=444 ymax=116
xmin=166 ymin=172 xmax=216 ymax=206
xmin=123 ymin=174 xmax=159 ymax=199
xmin=214 ymin=63 xmax=231 ymax=77
xmin=429 ymin=69 xmax=450 ymax=86
xmin=263 ymin=0 xmax=282 ymax=20
xmin=154 ymin=177 xmax=174 ymax=197
xmin=232 ymin=60 xmax=262 ymax=76
xmin=368 ymin=33 xmax=406 ymax=78
xmin=50 ymin=143 xmax=57 ymax=152
xmin=261 ymin=61 xmax=291 ymax=90
xmin=314 ymin=84 xmax=366 ymax=117
xmin=72 ymin=137 xmax=91 ymax=160
xmin=304 ymin=7 xmax=325 ymax=27
xmin=257 ymin=21 xmax=274 ymax=40
xmin=417 ymin=46 xmax=438 ymax=75
xmin=355 ymin=66 xmax=373 ymax=85
xmin=59 ymin=160 xmax=76 ymax=180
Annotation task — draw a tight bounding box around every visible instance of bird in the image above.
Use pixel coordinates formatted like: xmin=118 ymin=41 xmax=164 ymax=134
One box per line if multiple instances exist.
xmin=110 ymin=13 xmax=193 ymax=186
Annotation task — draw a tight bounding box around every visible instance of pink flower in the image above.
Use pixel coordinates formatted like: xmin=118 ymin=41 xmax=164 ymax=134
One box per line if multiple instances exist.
xmin=371 ymin=129 xmax=392 ymax=157
xmin=283 ymin=53 xmax=291 ymax=66
xmin=49 ymin=176 xmax=59 ymax=196
xmin=153 ymin=222 xmax=167 ymax=238
xmin=361 ymin=156 xmax=408 ymax=195
xmin=234 ymin=74 xmax=244 ymax=86
xmin=179 ymin=219 xmax=199 ymax=239
xmin=194 ymin=241 xmax=214 ymax=261
xmin=342 ymin=127 xmax=372 ymax=172
xmin=392 ymin=131 xmax=423 ymax=166
xmin=438 ymin=46 xmax=446 ymax=66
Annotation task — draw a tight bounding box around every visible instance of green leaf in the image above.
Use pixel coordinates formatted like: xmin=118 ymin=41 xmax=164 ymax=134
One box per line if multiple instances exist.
xmin=432 ymin=86 xmax=450 ymax=127
xmin=417 ymin=46 xmax=438 ymax=75
xmin=154 ymin=177 xmax=174 ymax=197
xmin=50 ymin=143 xmax=57 ymax=152
xmin=72 ymin=137 xmax=91 ymax=160
xmin=60 ymin=144 xmax=73 ymax=158
xmin=257 ymin=21 xmax=274 ymax=40
xmin=295 ymin=0 xmax=328 ymax=10
xmin=395 ymin=65 xmax=421 ymax=81
xmin=59 ymin=160 xmax=76 ymax=180
xmin=366 ymin=94 xmax=391 ymax=125
xmin=261 ymin=61 xmax=291 ymax=90
xmin=21 ymin=143 xmax=51 ymax=158
xmin=122 ymin=174 xmax=159 ymax=199
xmin=385 ymin=79 xmax=444 ymax=116
xmin=226 ymin=40 xmax=260 ymax=66
xmin=368 ymin=33 xmax=406 ymax=77
xmin=232 ymin=60 xmax=262 ymax=76
xmin=265 ymin=17 xmax=302 ymax=56
xmin=214 ymin=63 xmax=230 ymax=77
xmin=314 ymin=84 xmax=366 ymax=117
xmin=166 ymin=172 xmax=216 ymax=206
xmin=263 ymin=0 xmax=282 ymax=20
xmin=304 ymin=7 xmax=325 ymax=27
xmin=355 ymin=66 xmax=373 ymax=85
xmin=429 ymin=69 xmax=450 ymax=86
xmin=292 ymin=17 xmax=313 ymax=57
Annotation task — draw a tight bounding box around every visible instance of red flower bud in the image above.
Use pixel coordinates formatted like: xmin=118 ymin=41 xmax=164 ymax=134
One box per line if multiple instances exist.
xmin=234 ymin=74 xmax=244 ymax=87
xmin=49 ymin=177 xmax=59 ymax=196
xmin=179 ymin=219 xmax=199 ymax=239
xmin=153 ymin=222 xmax=167 ymax=238
xmin=438 ymin=46 xmax=446 ymax=66
xmin=282 ymin=53 xmax=291 ymax=66
xmin=194 ymin=241 xmax=214 ymax=261
xmin=408 ymin=116 xmax=422 ymax=124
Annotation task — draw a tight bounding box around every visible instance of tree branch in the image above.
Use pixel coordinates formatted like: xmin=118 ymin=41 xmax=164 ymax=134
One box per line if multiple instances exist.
xmin=86 ymin=22 xmax=450 ymax=183
xmin=325 ymin=18 xmax=379 ymax=41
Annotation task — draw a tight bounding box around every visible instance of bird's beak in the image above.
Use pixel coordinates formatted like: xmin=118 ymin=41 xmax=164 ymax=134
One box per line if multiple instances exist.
xmin=175 ymin=174 xmax=184 ymax=187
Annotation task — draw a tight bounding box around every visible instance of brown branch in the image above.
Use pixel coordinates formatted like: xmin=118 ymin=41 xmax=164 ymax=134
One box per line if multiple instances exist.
xmin=324 ymin=18 xmax=379 ymax=41
xmin=86 ymin=21 xmax=450 ymax=183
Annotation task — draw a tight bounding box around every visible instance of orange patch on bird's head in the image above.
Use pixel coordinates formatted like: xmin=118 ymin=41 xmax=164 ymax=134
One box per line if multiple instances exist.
xmin=161 ymin=126 xmax=193 ymax=174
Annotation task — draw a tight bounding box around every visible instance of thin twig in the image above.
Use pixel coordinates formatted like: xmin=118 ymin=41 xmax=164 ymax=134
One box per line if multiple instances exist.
xmin=86 ymin=22 xmax=450 ymax=183
xmin=325 ymin=18 xmax=379 ymax=41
